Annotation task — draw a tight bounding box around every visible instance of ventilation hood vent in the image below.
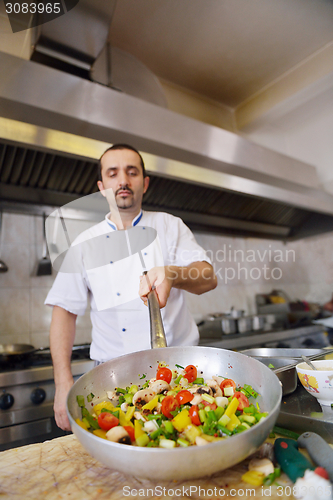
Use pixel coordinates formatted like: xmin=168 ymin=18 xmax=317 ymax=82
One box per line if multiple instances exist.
xmin=1 ymin=51 xmax=333 ymax=240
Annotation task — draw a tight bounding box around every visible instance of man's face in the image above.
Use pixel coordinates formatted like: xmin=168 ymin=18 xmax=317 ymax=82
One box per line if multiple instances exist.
xmin=98 ymin=149 xmax=149 ymax=212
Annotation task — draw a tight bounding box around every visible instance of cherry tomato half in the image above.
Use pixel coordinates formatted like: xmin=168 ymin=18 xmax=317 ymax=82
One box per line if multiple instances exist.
xmin=183 ymin=365 xmax=197 ymax=383
xmin=97 ymin=412 xmax=119 ymax=431
xmin=220 ymin=378 xmax=236 ymax=394
xmin=234 ymin=392 xmax=249 ymax=411
xmin=156 ymin=367 xmax=172 ymax=384
xmin=161 ymin=395 xmax=179 ymax=419
xmin=202 ymin=400 xmax=217 ymax=411
xmin=123 ymin=425 xmax=135 ymax=442
xmin=175 ymin=390 xmax=194 ymax=405
xmin=189 ymin=405 xmax=201 ymax=426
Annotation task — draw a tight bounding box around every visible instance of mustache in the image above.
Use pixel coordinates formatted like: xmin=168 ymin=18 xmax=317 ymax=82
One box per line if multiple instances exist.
xmin=115 ymin=186 xmax=134 ymax=195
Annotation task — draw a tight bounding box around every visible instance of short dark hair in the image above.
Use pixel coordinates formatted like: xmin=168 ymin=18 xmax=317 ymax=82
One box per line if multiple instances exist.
xmin=97 ymin=144 xmax=147 ymax=182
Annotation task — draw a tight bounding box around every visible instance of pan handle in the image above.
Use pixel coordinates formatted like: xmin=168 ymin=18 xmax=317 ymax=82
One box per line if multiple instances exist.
xmin=143 ymin=271 xmax=167 ymax=349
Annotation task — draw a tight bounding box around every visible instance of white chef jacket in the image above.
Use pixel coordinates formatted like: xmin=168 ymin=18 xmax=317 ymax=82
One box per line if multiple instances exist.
xmin=45 ymin=210 xmax=211 ymax=362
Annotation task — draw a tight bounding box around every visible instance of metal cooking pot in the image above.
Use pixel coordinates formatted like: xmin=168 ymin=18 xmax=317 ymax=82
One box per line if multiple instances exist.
xmin=252 ymin=315 xmax=266 ymax=331
xmin=221 ymin=315 xmax=237 ymax=334
xmin=237 ymin=316 xmax=252 ymax=333
xmin=67 ymin=347 xmax=282 ymax=480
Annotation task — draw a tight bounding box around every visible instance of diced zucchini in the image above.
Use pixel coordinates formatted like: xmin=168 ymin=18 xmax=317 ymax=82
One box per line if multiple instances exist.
xmin=215 ymin=396 xmax=228 ymax=408
xmin=76 ymin=395 xmax=85 ymax=407
xmin=136 ymin=434 xmax=150 ymax=447
xmin=241 ymin=414 xmax=256 ymax=425
xmin=224 ymin=387 xmax=234 ymax=397
xmin=201 ymin=393 xmax=215 ymax=404
xmin=193 ymin=377 xmax=204 ymax=384
xmin=198 ymin=409 xmax=207 ymax=423
xmin=218 ymin=413 xmax=231 ymax=427
xmin=215 ymin=406 xmax=224 ymax=420
xmin=177 ymin=438 xmax=190 ymax=447
xmin=159 ymin=438 xmax=176 ymax=449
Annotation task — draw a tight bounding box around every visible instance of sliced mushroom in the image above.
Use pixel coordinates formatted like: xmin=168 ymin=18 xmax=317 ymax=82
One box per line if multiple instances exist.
xmin=149 ymin=380 xmax=170 ymax=394
xmin=132 ymin=388 xmax=156 ymax=408
xmin=206 ymin=379 xmax=223 ymax=397
xmin=196 ymin=386 xmax=213 ymax=396
xmin=212 ymin=375 xmax=225 ymax=386
xmin=190 ymin=394 xmax=204 ymax=405
xmin=120 ymin=402 xmax=128 ymax=412
xmin=155 ymin=402 xmax=162 ymax=413
xmin=188 ymin=385 xmax=212 ymax=405
xmin=134 ymin=411 xmax=147 ymax=422
xmin=107 ymin=390 xmax=120 ymax=406
xmin=106 ymin=426 xmax=131 ymax=445
xmin=248 ymin=458 xmax=275 ymax=476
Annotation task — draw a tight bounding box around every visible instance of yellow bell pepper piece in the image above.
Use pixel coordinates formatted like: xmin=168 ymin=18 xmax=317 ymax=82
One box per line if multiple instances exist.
xmin=75 ymin=418 xmax=88 ymax=431
xmin=118 ymin=409 xmax=133 ymax=427
xmin=241 ymin=470 xmax=265 ymax=486
xmin=226 ymin=413 xmax=241 ymax=431
xmin=184 ymin=424 xmax=202 ymax=443
xmin=93 ymin=401 xmax=114 ymax=416
xmin=142 ymin=395 xmax=159 ymax=411
xmin=134 ymin=419 xmax=145 ymax=439
xmin=93 ymin=429 xmax=107 ymax=439
xmin=125 ymin=405 xmax=135 ymax=421
xmin=172 ymin=409 xmax=192 ymax=432
xmin=224 ymin=397 xmax=239 ymax=418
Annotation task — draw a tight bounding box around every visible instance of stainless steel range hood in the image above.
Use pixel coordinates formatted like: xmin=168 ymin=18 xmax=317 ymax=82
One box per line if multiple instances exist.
xmin=1 ymin=50 xmax=333 ymax=240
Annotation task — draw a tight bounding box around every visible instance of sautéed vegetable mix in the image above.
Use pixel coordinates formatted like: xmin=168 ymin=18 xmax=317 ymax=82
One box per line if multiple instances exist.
xmin=75 ymin=362 xmax=267 ymax=448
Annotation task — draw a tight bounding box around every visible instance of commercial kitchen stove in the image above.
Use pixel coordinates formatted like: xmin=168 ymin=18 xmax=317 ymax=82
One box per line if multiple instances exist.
xmin=0 ymin=345 xmax=94 ymax=451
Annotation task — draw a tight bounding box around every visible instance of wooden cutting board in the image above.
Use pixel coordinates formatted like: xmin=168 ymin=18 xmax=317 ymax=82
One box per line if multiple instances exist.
xmin=0 ymin=434 xmax=294 ymax=499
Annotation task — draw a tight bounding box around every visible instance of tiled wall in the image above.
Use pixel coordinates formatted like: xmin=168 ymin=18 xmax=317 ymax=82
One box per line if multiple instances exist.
xmin=187 ymin=231 xmax=333 ymax=321
xmin=0 ymin=212 xmax=92 ymax=347
xmin=1 ymin=211 xmax=332 ymax=347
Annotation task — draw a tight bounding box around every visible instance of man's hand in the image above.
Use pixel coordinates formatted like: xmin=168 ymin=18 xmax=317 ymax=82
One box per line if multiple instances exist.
xmin=139 ymin=262 xmax=217 ymax=308
xmin=139 ymin=266 xmax=173 ymax=308
xmin=53 ymin=377 xmax=74 ymax=431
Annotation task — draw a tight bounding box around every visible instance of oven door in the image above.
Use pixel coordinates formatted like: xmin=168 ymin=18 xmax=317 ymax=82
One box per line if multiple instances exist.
xmin=0 ymin=417 xmax=70 ymax=452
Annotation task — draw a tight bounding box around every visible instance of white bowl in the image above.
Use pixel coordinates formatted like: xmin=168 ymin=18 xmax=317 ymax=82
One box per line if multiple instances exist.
xmin=296 ymin=360 xmax=333 ymax=406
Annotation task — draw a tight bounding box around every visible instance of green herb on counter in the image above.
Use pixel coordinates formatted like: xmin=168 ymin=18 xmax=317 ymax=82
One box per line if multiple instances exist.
xmin=272 ymin=425 xmax=300 ymax=440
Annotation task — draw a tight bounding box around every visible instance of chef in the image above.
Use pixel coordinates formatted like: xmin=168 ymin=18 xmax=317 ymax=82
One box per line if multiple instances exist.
xmin=45 ymin=144 xmax=217 ymax=431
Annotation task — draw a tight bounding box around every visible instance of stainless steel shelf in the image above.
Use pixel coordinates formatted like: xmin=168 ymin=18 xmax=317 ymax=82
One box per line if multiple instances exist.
xmin=199 ymin=324 xmax=327 ymax=350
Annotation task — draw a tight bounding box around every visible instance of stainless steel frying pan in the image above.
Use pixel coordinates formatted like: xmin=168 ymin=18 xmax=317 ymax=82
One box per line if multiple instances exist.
xmin=67 ymin=291 xmax=282 ymax=480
